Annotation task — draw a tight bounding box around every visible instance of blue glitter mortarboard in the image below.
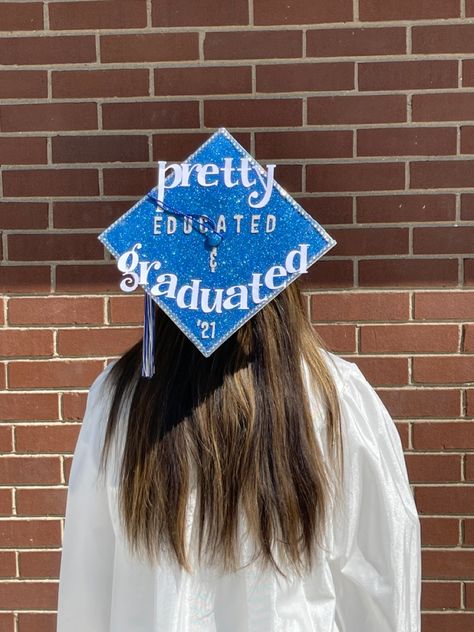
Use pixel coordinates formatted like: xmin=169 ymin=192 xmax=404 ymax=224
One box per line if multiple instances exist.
xmin=99 ymin=128 xmax=336 ymax=377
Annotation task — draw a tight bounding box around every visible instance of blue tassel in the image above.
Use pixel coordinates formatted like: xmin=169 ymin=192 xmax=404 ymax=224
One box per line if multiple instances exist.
xmin=142 ymin=293 xmax=156 ymax=378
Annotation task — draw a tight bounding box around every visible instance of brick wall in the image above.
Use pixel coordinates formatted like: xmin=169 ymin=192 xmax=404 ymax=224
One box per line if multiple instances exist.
xmin=1 ymin=1 xmax=473 ymax=630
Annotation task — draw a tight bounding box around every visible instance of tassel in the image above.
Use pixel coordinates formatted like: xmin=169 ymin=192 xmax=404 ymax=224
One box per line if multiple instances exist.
xmin=141 ymin=293 xmax=156 ymax=378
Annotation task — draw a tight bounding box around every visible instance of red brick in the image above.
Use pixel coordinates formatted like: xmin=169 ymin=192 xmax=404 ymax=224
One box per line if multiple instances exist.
xmin=9 ymin=297 xmax=103 ymax=326
xmin=0 ymin=613 xmax=13 ymax=632
xmin=422 ymin=613 xmax=474 ymax=632
xmin=415 ymin=292 xmax=474 ymax=320
xmin=359 ymin=258 xmax=458 ymax=288
xmin=53 ymin=200 xmax=130 ymax=229
xmin=103 ymin=100 xmax=199 ymax=130
xmin=253 ymin=0 xmax=352 ymax=25
xmin=466 ymin=259 xmax=474 ymax=286
xmin=0 ymin=552 xmax=16 ymax=578
xmin=155 ymin=65 xmax=251 ymax=96
xmin=420 ymin=517 xmax=460 ymax=546
xmin=205 ymin=30 xmax=302 ymax=60
xmin=16 ymin=489 xmax=67 ymax=517
xmin=101 ymin=32 xmax=198 ymax=62
xmin=0 ymin=202 xmax=48 ymax=229
xmin=152 ymin=0 xmax=248 ymax=26
xmin=0 ymin=393 xmax=58 ymax=422
xmin=8 ymin=360 xmax=103 ymax=389
xmin=358 ymin=127 xmax=456 ymax=157
xmin=0 ymin=70 xmax=47 ymax=99
xmin=0 ymin=330 xmax=53 ymax=358
xmin=330 ymin=227 xmax=408 ymax=256
xmin=52 ymin=69 xmax=149 ymax=99
xmin=255 ymin=130 xmax=352 ymax=159
xmin=296 ymin=196 xmax=353 ymax=225
xmin=413 ymin=356 xmax=474 ymax=384
xmin=376 ymin=388 xmax=460 ymax=419
xmin=468 ymin=0 xmax=474 ymax=16
xmin=19 ymin=551 xmax=61 ymax=579
xmin=3 ymin=168 xmax=98 ymax=198
xmin=153 ymin=132 xmax=251 ymax=162
xmin=461 ymin=126 xmax=474 ymax=154
xmin=466 ymin=519 xmax=474 ymax=543
xmin=413 ymin=24 xmax=474 ymax=53
xmin=467 ymin=581 xmax=474 ymax=608
xmin=359 ymin=60 xmax=457 ymax=91
xmin=52 ymin=135 xmax=148 ymax=164
xmin=0 ymin=489 xmax=13 ymax=515
xmin=361 ymin=325 xmax=459 ymax=353
xmin=8 ymin=233 xmax=102 ymax=262
xmin=414 ymin=422 xmax=474 ymax=450
xmin=61 ymin=392 xmax=87 ymax=421
xmin=465 ymin=324 xmax=474 ymax=352
xmin=152 ymin=132 xmax=211 ymax=161
xmin=257 ymin=62 xmax=353 ymax=93
xmin=308 ymin=95 xmax=406 ymax=125
xmin=416 ymin=487 xmax=474 ymax=515
xmin=0 ymin=581 xmax=58 ymax=609
xmin=422 ymin=581 xmax=460 ymax=610
xmin=349 ymin=356 xmax=408 ymax=386
xmin=0 ymin=427 xmax=13 ymax=453
xmin=306 ymin=162 xmax=405 ymax=193
xmin=58 ymin=327 xmax=141 ymax=357
xmin=414 ymin=227 xmax=474 ymax=254
xmin=56 ymin=264 xmax=121 ymax=293
xmin=301 ymin=259 xmax=354 ymax=289
xmin=50 ymin=0 xmax=147 ymax=29
xmin=0 ymin=267 xmax=51 ymax=293
xmin=273 ymin=164 xmax=302 ymax=192
xmin=359 ymin=0 xmax=460 ymax=21
xmin=0 ymin=137 xmax=47 ymax=166
xmin=0 ymin=35 xmax=95 ymax=65
xmin=357 ymin=194 xmax=455 ymax=223
xmin=15 ymin=425 xmax=79 ymax=454
xmin=311 ymin=292 xmax=409 ymax=322
xmin=0 ymin=2 xmax=43 ymax=30
xmin=467 ymin=391 xmax=474 ymax=417
xmin=406 ymin=454 xmax=461 ymax=482
xmin=313 ymin=325 xmax=356 ymax=353
xmin=205 ymin=98 xmax=302 ymax=128
xmin=18 ymin=613 xmax=57 ymax=631
xmin=307 ymin=27 xmax=405 ymax=57
xmin=463 ymin=61 xmax=474 ymax=88
xmin=423 ymin=550 xmax=474 ymax=580
xmin=0 ymin=457 xmax=60 ymax=485
xmin=0 ymin=103 xmax=97 ymax=132
xmin=109 ymin=295 xmax=143 ymax=324
xmin=103 ymin=167 xmax=155 ymax=196
xmin=413 ymin=93 xmax=474 ymax=122
xmin=411 ymin=160 xmax=474 ymax=190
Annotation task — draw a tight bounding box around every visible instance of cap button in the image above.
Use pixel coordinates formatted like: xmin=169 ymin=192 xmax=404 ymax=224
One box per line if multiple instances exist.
xmin=206 ymin=232 xmax=222 ymax=248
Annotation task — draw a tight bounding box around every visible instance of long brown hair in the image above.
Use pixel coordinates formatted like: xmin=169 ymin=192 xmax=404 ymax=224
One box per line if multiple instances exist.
xmin=99 ymin=281 xmax=343 ymax=577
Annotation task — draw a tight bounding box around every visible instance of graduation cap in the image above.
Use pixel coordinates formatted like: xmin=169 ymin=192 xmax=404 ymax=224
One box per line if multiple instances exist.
xmin=99 ymin=128 xmax=336 ymax=378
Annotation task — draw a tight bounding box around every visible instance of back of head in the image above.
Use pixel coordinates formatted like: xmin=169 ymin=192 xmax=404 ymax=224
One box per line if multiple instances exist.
xmin=100 ymin=280 xmax=343 ymax=577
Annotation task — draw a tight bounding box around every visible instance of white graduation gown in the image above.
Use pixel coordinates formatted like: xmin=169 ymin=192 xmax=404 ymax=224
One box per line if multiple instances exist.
xmin=56 ymin=350 xmax=421 ymax=632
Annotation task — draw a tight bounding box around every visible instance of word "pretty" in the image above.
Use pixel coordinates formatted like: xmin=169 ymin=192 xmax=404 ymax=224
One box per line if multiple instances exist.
xmin=157 ymin=158 xmax=276 ymax=209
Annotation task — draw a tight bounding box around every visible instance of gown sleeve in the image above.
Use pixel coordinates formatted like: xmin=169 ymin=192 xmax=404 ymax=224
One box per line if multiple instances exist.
xmin=56 ymin=363 xmax=116 ymax=632
xmin=328 ymin=361 xmax=421 ymax=632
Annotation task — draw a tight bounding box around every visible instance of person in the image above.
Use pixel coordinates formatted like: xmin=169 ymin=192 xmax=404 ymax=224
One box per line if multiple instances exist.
xmin=56 ymin=280 xmax=421 ymax=631
xmin=57 ymin=128 xmax=421 ymax=630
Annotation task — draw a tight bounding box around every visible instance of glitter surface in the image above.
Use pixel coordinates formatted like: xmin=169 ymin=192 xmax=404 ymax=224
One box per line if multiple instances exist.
xmin=99 ymin=128 xmax=336 ymax=356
